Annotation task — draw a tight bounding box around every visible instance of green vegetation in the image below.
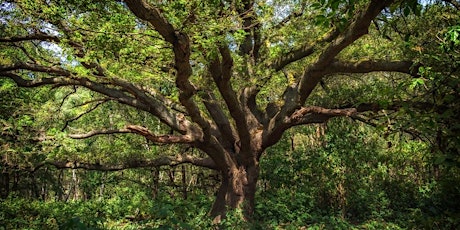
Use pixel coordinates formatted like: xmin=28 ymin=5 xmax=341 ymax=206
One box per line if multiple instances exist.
xmin=1 ymin=122 xmax=459 ymax=228
xmin=1 ymin=0 xmax=459 ymax=228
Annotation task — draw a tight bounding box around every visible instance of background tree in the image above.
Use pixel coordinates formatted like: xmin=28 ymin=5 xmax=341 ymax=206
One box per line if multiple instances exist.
xmin=1 ymin=0 xmax=458 ymax=222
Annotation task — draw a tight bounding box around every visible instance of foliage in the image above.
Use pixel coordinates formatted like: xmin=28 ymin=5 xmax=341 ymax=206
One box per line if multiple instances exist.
xmin=2 ymin=117 xmax=459 ymax=229
xmin=257 ymin=117 xmax=460 ymax=228
xmin=387 ymin=4 xmax=460 ymax=167
xmin=1 ymin=0 xmax=460 ymax=227
xmin=0 ymin=192 xmax=214 ymax=229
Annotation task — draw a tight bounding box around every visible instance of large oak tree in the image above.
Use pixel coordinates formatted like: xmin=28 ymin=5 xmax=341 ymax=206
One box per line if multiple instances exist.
xmin=1 ymin=0 xmax=457 ymax=221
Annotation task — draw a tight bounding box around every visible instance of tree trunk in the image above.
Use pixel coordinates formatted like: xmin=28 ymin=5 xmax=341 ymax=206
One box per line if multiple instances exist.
xmin=0 ymin=170 xmax=9 ymax=199
xmin=210 ymin=162 xmax=259 ymax=223
xmin=71 ymin=169 xmax=80 ymax=200
xmin=99 ymin=172 xmax=106 ymax=200
xmin=151 ymin=167 xmax=159 ymax=199
xmin=56 ymin=169 xmax=64 ymax=201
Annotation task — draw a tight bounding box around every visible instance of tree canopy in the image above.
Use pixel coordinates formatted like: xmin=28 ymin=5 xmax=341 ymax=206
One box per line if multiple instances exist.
xmin=1 ymin=0 xmax=459 ymax=223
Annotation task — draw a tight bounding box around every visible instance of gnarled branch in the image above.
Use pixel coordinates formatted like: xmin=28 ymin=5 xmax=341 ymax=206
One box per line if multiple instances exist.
xmin=297 ymin=0 xmax=396 ymax=104
xmin=126 ymin=125 xmax=194 ymax=143
xmin=202 ymin=92 xmax=237 ymax=149
xmin=125 ymin=0 xmax=209 ymax=138
xmin=124 ymin=0 xmax=176 ymax=43
xmin=209 ymin=47 xmax=252 ymax=153
xmin=68 ymin=128 xmax=132 ymax=139
xmin=291 ymin=106 xmax=357 ymax=120
xmin=0 ymin=64 xmax=192 ymax=134
xmin=287 ymin=106 xmax=357 ymax=126
xmin=326 ymin=60 xmax=416 ymax=76
xmin=270 ymin=28 xmax=340 ymax=71
xmin=263 ymin=1 xmax=396 ymax=146
xmin=69 ymin=125 xmax=195 ymax=144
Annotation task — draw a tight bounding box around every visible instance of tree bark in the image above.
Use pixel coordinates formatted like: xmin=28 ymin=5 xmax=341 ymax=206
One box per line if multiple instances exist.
xmin=210 ymin=162 xmax=259 ymax=223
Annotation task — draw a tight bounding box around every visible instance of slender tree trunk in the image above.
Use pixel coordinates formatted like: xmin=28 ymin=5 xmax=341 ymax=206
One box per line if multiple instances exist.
xmin=12 ymin=171 xmax=18 ymax=192
xmin=56 ymin=169 xmax=64 ymax=201
xmin=0 ymin=170 xmax=9 ymax=199
xmin=151 ymin=167 xmax=159 ymax=199
xmin=41 ymin=168 xmax=48 ymax=200
xmin=181 ymin=165 xmax=187 ymax=199
xmin=99 ymin=172 xmax=106 ymax=200
xmin=210 ymin=162 xmax=260 ymax=223
xmin=71 ymin=169 xmax=80 ymax=200
xmin=30 ymin=172 xmax=40 ymax=199
xmin=168 ymin=167 xmax=176 ymax=198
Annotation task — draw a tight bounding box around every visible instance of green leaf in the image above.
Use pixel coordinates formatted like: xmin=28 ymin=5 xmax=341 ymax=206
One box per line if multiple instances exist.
xmin=315 ymin=15 xmax=328 ymax=26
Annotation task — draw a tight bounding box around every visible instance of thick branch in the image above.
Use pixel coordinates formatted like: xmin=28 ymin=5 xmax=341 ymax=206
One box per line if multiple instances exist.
xmin=202 ymin=92 xmax=237 ymax=148
xmin=1 ymin=63 xmax=191 ymax=133
xmin=287 ymin=106 xmax=357 ymax=126
xmin=32 ymin=155 xmax=218 ymax=171
xmin=124 ymin=0 xmax=176 ymax=43
xmin=326 ymin=60 xmax=416 ymax=75
xmin=291 ymin=106 xmax=357 ymax=120
xmin=68 ymin=128 xmax=132 ymax=139
xmin=290 ymin=113 xmax=341 ymax=125
xmin=125 ymin=0 xmax=208 ymax=137
xmin=268 ymin=1 xmax=395 ymax=138
xmin=209 ymin=47 xmax=252 ymax=152
xmin=240 ymin=86 xmax=266 ymax=126
xmin=96 ymin=78 xmax=192 ymax=134
xmin=167 ymin=32 xmax=210 ymax=138
xmin=69 ymin=125 xmax=195 ymax=144
xmin=317 ymin=1 xmax=395 ymax=68
xmin=297 ymin=0 xmax=396 ymax=103
xmin=270 ymin=29 xmax=340 ymax=71
xmin=287 ymin=100 xmax=450 ymax=127
xmin=126 ymin=125 xmax=194 ymax=143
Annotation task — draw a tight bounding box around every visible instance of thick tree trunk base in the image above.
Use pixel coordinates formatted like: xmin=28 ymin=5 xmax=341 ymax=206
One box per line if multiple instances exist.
xmin=210 ymin=164 xmax=259 ymax=223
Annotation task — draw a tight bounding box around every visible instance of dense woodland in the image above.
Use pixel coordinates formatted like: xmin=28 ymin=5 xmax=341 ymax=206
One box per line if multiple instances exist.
xmin=0 ymin=0 xmax=459 ymax=229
